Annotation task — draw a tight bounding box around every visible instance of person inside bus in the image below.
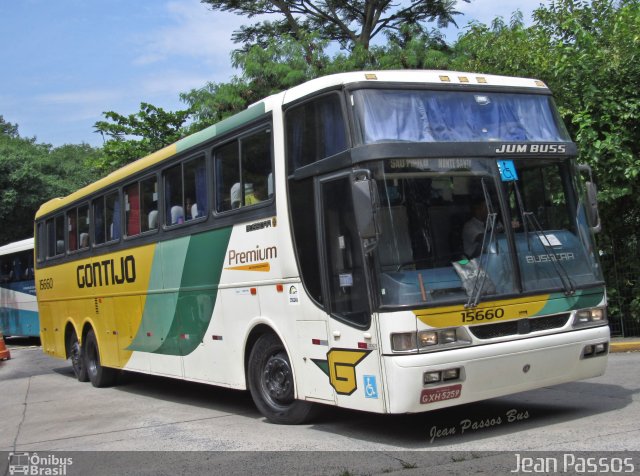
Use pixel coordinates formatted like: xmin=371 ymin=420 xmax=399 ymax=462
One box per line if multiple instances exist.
xmin=463 ymin=201 xmax=520 ymax=258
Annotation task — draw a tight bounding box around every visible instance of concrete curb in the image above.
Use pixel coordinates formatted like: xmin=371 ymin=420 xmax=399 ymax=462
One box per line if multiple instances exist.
xmin=610 ymin=341 xmax=640 ymax=353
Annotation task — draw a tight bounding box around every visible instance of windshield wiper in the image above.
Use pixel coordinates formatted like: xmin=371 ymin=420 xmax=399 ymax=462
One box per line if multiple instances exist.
xmin=512 ymin=183 xmax=576 ymax=295
xmin=466 ymin=178 xmax=497 ymax=308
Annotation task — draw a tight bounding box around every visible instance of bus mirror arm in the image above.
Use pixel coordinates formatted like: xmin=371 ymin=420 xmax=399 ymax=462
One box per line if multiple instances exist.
xmin=351 ymin=171 xmax=380 ymax=251
xmin=578 ymin=164 xmax=602 ymax=233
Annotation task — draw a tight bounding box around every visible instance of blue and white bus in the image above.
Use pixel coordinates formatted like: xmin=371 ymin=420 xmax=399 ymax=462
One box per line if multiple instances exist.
xmin=0 ymin=238 xmax=38 ymax=338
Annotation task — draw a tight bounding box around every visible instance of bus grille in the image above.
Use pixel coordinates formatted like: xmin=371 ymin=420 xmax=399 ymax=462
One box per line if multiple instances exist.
xmin=469 ymin=313 xmax=571 ymax=339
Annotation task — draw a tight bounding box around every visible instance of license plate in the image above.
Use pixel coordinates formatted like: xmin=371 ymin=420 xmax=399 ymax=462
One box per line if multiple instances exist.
xmin=420 ymin=384 xmax=462 ymax=404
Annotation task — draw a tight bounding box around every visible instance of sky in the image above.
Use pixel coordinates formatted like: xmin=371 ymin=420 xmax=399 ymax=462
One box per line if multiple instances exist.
xmin=0 ymin=0 xmax=547 ymax=148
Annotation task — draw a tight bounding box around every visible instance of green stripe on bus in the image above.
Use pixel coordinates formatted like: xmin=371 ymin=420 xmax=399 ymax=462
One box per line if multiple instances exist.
xmin=127 ymin=227 xmax=233 ymax=355
xmin=537 ymin=287 xmax=605 ymax=316
xmin=175 ymin=103 xmax=267 ymax=153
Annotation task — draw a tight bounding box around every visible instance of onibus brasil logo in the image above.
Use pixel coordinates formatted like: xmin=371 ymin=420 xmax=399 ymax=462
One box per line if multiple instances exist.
xmin=8 ymin=452 xmax=73 ymax=475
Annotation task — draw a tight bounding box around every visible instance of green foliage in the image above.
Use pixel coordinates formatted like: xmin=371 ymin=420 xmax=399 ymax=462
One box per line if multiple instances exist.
xmin=200 ymin=0 xmax=468 ymax=51
xmin=0 ymin=127 xmax=103 ymax=245
xmin=94 ymin=102 xmax=192 ymax=173
xmin=182 ymin=28 xmax=454 ymax=131
xmin=0 ymin=115 xmax=19 ymax=138
xmin=450 ymin=0 xmax=640 ymax=331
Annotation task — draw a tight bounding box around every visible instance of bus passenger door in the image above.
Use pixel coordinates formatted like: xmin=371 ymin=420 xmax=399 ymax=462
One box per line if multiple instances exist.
xmin=315 ymin=173 xmax=386 ymax=413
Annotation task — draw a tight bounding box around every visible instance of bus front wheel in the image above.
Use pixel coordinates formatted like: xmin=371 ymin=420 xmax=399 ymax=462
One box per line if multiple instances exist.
xmin=248 ymin=333 xmax=316 ymax=424
xmin=67 ymin=331 xmax=88 ymax=382
xmin=83 ymin=329 xmax=117 ymax=388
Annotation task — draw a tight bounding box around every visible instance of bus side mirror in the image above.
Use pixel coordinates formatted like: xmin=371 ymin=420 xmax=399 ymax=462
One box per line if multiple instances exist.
xmin=351 ymin=171 xmax=379 ymax=250
xmin=578 ymin=164 xmax=602 ymax=233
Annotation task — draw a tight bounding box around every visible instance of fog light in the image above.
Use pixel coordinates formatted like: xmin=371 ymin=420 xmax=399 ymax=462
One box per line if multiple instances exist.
xmin=418 ymin=331 xmax=438 ymax=347
xmin=594 ymin=343 xmax=607 ymax=354
xmin=391 ymin=333 xmax=417 ymax=352
xmin=442 ymin=368 xmax=460 ymax=381
xmin=424 ymin=371 xmax=441 ymax=384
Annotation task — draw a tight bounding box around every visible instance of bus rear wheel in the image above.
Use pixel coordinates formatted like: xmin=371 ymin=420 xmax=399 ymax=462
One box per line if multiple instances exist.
xmin=83 ymin=329 xmax=117 ymax=388
xmin=248 ymin=333 xmax=316 ymax=424
xmin=67 ymin=331 xmax=88 ymax=382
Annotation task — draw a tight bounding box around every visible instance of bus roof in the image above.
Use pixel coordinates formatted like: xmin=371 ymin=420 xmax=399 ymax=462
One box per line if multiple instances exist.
xmin=281 ymin=70 xmax=548 ymax=105
xmin=35 ymin=70 xmax=548 ymax=219
xmin=0 ymin=238 xmax=34 ymax=256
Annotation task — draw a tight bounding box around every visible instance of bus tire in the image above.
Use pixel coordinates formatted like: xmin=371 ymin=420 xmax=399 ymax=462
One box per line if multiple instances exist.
xmin=83 ymin=329 xmax=117 ymax=388
xmin=248 ymin=333 xmax=316 ymax=424
xmin=67 ymin=331 xmax=88 ymax=382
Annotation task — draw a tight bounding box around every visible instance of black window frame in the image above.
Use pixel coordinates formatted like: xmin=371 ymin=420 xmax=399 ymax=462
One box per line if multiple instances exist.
xmin=212 ymin=124 xmax=275 ymax=216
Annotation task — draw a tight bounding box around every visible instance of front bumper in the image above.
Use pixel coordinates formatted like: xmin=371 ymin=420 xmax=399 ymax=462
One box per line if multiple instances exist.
xmin=383 ymin=326 xmax=609 ymax=414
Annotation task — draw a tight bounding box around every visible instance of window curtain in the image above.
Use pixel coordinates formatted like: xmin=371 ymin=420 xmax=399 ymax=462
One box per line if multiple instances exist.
xmin=353 ymin=90 xmax=569 ymax=143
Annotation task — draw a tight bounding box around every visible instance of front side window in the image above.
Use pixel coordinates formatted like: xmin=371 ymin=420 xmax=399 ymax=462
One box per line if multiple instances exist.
xmin=321 ymin=175 xmax=370 ymax=326
xmin=286 ymin=93 xmax=348 ymax=170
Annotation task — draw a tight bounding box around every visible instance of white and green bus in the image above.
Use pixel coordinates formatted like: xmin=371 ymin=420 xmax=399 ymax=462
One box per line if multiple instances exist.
xmin=35 ymin=71 xmax=608 ymax=424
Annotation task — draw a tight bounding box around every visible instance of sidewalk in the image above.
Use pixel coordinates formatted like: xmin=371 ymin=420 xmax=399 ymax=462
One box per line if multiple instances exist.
xmin=610 ymin=338 xmax=640 ymax=353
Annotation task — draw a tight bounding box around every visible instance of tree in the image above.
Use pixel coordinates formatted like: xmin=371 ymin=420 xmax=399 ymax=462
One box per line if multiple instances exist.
xmin=94 ymin=102 xmax=192 ymax=173
xmin=0 ymin=115 xmax=19 ymax=138
xmin=449 ymin=0 xmax=640 ymax=332
xmin=200 ymin=0 xmax=468 ymax=55
xmin=0 ymin=129 xmax=103 ymax=245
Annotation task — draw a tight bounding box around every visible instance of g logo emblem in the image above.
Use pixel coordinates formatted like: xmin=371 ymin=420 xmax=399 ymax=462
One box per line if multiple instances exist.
xmin=326 ymin=349 xmax=370 ymax=395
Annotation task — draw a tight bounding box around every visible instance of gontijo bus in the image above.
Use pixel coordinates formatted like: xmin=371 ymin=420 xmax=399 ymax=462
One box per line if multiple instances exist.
xmin=35 ymin=71 xmax=608 ymax=424
xmin=0 ymin=238 xmax=38 ymax=338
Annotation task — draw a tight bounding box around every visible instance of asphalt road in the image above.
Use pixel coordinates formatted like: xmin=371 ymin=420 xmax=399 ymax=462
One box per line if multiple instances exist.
xmin=1 ymin=338 xmax=639 ymax=475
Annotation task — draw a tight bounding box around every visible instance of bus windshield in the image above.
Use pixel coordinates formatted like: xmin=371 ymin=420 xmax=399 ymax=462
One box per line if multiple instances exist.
xmin=370 ymin=157 xmax=603 ymax=309
xmin=352 ymin=89 xmax=571 ymax=143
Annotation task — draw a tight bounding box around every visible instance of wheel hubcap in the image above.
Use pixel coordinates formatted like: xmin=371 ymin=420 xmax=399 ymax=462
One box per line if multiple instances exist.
xmin=262 ymin=354 xmax=293 ymax=404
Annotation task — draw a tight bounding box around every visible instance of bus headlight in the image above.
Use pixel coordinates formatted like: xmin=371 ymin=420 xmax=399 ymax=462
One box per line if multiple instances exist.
xmin=391 ymin=333 xmax=418 ymax=352
xmin=391 ymin=328 xmax=471 ymax=353
xmin=573 ymin=308 xmax=607 ymax=328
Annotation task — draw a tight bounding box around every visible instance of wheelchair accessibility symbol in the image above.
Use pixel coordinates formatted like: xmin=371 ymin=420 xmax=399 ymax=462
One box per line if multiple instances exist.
xmin=497 ymin=160 xmax=519 ymax=182
xmin=363 ymin=375 xmax=379 ymax=399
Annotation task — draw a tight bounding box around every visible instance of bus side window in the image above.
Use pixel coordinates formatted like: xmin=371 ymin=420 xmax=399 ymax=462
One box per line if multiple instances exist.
xmin=164 ymin=164 xmax=184 ymax=225
xmin=241 ymin=129 xmax=272 ymax=206
xmin=93 ymin=196 xmax=105 ymax=245
xmin=67 ymin=208 xmax=78 ymax=252
xmin=141 ymin=176 xmax=158 ymax=232
xmin=215 ymin=141 xmax=239 ymax=212
xmin=124 ymin=182 xmax=141 ymax=237
xmin=106 ymin=191 xmax=121 ymax=241
xmin=184 ymin=156 xmax=206 ymax=220
xmin=214 ymin=128 xmax=272 ymax=212
xmin=78 ymin=203 xmax=90 ymax=249
xmin=36 ymin=222 xmax=46 ymax=262
xmin=47 ymin=214 xmax=65 ymax=256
